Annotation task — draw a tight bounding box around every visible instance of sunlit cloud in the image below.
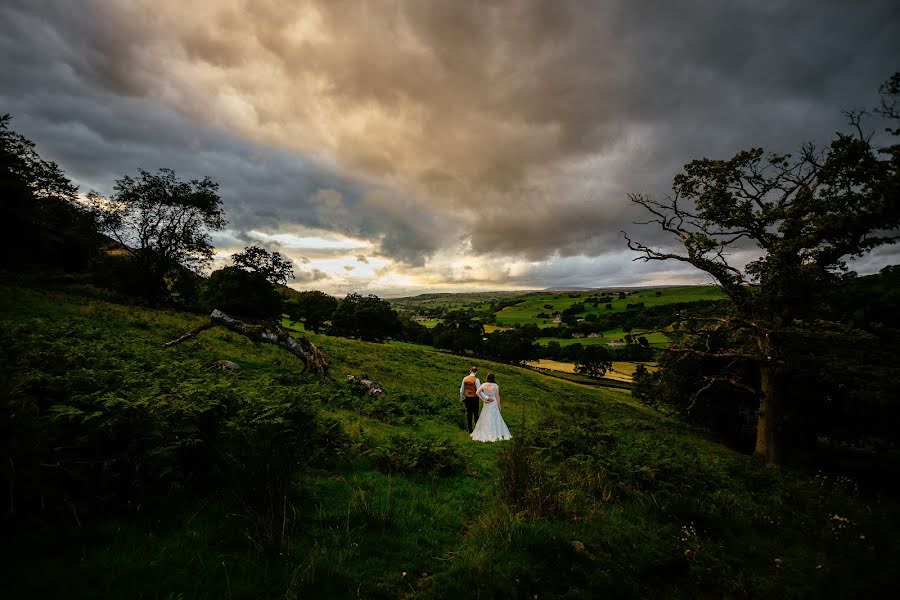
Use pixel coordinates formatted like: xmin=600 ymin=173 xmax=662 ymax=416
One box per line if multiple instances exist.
xmin=246 ymin=230 xmax=374 ymax=253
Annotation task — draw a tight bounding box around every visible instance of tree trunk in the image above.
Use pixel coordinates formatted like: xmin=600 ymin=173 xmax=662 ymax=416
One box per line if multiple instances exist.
xmin=754 ymin=335 xmax=782 ymax=465
xmin=165 ymin=310 xmax=330 ymax=379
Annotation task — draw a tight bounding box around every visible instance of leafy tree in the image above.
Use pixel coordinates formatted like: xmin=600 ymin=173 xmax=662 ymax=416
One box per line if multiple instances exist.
xmin=483 ymin=325 xmax=540 ymax=364
xmin=284 ymin=289 xmax=338 ymax=333
xmin=545 ymin=341 xmax=562 ymax=360
xmin=203 ymin=266 xmax=283 ymax=319
xmin=398 ymin=317 xmax=433 ymax=345
xmin=624 ymin=74 xmax=900 ymax=464
xmin=89 ymin=168 xmax=226 ymax=305
xmin=231 ymin=245 xmax=294 ymax=285
xmin=562 ymin=303 xmax=585 ymax=316
xmin=1 ymin=114 xmax=98 ymax=269
xmin=330 ymin=293 xmax=401 ymax=341
xmin=574 ymin=345 xmax=612 ymax=379
xmin=632 ymin=363 xmax=651 ymax=393
xmin=561 ymin=342 xmax=584 ymax=362
xmin=432 ymin=310 xmax=484 ymax=354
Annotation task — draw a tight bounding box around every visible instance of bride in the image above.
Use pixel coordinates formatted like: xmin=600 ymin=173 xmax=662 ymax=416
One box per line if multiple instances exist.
xmin=470 ymin=373 xmax=512 ymax=443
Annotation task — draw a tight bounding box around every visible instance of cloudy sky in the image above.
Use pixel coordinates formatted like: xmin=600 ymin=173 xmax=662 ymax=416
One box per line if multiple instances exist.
xmin=2 ymin=1 xmax=898 ymax=296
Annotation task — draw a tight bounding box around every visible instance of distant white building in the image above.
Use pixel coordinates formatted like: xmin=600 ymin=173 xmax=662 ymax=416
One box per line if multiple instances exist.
xmin=607 ymin=340 xmax=627 ymax=347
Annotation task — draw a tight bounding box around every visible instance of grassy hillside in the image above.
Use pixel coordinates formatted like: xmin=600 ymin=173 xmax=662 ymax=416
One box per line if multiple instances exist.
xmin=2 ymin=281 xmax=896 ymax=598
xmin=390 ymin=291 xmax=528 ymax=316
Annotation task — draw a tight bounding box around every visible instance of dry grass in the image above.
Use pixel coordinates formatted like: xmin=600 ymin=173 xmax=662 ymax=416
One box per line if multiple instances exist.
xmin=525 ymin=359 xmax=657 ymax=382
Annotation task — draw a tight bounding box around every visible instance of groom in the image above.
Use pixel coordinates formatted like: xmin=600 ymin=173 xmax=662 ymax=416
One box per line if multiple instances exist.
xmin=459 ymin=366 xmax=481 ymax=433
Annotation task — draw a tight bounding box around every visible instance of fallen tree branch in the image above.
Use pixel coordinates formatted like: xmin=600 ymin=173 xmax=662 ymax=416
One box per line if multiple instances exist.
xmin=164 ymin=322 xmax=216 ymax=347
xmin=165 ymin=309 xmax=330 ymax=379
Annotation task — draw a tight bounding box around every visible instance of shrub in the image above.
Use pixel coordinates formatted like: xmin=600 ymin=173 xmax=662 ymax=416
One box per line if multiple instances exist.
xmin=368 ymin=434 xmax=464 ymax=475
xmin=497 ymin=432 xmax=560 ymax=518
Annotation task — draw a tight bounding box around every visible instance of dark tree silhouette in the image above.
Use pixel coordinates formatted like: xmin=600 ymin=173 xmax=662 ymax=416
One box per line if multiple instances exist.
xmin=203 ymin=266 xmax=283 ymax=320
xmin=1 ymin=114 xmax=98 ymax=268
xmin=624 ymin=74 xmax=900 ymax=465
xmin=432 ymin=310 xmax=484 ymax=354
xmin=284 ymin=289 xmax=338 ymax=333
xmin=330 ymin=293 xmax=401 ymax=341
xmin=574 ymin=344 xmax=613 ymax=379
xmin=231 ymin=245 xmax=294 ymax=285
xmin=89 ymin=168 xmax=226 ymax=305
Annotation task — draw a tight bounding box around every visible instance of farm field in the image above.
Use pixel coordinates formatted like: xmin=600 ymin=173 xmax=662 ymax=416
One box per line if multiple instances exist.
xmin=415 ymin=318 xmax=442 ymax=328
xmin=4 ymin=282 xmax=897 ymax=598
xmin=526 ymin=359 xmax=659 ymax=383
xmin=495 ymin=285 xmax=724 ymax=326
xmin=408 ymin=320 xmax=510 ymax=332
xmin=537 ymin=328 xmax=670 ymax=348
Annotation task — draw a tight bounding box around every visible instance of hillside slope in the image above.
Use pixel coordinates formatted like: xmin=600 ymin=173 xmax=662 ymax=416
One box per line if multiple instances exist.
xmin=1 ymin=282 xmax=896 ymax=598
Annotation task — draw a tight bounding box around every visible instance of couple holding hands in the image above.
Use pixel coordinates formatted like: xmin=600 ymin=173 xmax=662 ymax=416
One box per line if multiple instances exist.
xmin=459 ymin=366 xmax=512 ymax=443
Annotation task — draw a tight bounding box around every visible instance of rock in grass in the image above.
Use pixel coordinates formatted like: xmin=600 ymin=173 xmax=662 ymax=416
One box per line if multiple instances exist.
xmin=212 ymin=359 xmax=241 ymax=372
xmin=348 ymin=373 xmax=385 ymax=398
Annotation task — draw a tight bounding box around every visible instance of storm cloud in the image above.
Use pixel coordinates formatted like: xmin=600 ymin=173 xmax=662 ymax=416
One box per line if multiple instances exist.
xmin=2 ymin=0 xmax=898 ymax=294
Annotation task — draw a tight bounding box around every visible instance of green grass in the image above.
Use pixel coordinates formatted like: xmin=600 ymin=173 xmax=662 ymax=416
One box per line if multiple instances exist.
xmin=495 ymin=286 xmax=725 ymax=326
xmin=538 ymin=328 xmax=670 ymax=347
xmin=2 ymin=280 xmax=897 ymax=598
xmin=281 ymin=316 xmax=306 ymax=331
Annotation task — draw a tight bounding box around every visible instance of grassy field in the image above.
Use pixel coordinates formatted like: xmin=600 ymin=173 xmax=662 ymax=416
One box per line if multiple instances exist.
xmin=537 ymin=328 xmax=670 ymax=348
xmin=495 ymin=286 xmax=725 ymax=326
xmin=526 ymin=360 xmax=658 ymax=383
xmin=390 ymin=291 xmax=528 ymax=316
xmin=2 ymin=281 xmax=897 ymax=598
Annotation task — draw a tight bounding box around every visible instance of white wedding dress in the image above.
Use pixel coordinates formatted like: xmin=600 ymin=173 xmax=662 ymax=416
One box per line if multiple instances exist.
xmin=470 ymin=382 xmax=512 ymax=442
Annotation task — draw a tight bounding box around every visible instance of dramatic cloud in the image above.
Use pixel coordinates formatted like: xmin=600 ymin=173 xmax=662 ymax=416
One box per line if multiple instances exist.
xmin=293 ymin=268 xmax=331 ymax=284
xmin=2 ymin=0 xmax=898 ymax=294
